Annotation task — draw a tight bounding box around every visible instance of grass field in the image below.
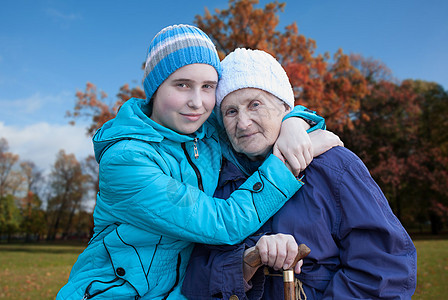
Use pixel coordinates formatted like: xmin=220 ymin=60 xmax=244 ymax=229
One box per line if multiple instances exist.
xmin=0 ymin=238 xmax=447 ymax=299
xmin=0 ymin=243 xmax=85 ymax=299
xmin=412 ymin=237 xmax=448 ymax=299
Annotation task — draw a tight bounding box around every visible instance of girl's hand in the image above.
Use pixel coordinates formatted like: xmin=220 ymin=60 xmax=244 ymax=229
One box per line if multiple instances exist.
xmin=309 ymin=129 xmax=344 ymax=157
xmin=273 ymin=118 xmax=313 ymax=176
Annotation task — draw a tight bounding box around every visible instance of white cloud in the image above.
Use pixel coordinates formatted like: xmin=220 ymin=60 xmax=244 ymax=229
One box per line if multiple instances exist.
xmin=45 ymin=8 xmax=82 ymax=21
xmin=0 ymin=91 xmax=74 ymax=126
xmin=0 ymin=121 xmax=93 ymax=175
xmin=0 ymin=92 xmax=44 ymax=114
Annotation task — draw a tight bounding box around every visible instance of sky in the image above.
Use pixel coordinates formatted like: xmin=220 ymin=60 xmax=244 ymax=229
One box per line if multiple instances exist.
xmin=1 ymin=0 xmax=447 ymax=175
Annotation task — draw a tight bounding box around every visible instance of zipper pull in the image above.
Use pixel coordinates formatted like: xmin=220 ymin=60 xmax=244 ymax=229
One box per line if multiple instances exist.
xmin=193 ymin=138 xmax=199 ymax=159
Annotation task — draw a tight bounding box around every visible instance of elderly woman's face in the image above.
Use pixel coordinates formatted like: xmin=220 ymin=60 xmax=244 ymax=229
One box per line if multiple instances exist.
xmin=221 ymin=88 xmax=290 ymax=160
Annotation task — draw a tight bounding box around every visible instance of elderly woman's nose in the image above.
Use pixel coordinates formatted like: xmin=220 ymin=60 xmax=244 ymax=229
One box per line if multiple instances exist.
xmin=236 ymin=111 xmax=252 ymax=129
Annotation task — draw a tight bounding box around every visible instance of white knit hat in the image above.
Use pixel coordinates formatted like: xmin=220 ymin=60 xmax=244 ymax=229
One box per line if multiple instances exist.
xmin=216 ymin=48 xmax=294 ymax=123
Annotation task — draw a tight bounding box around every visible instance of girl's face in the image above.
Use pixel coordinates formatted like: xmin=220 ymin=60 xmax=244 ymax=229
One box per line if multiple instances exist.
xmin=150 ymin=64 xmax=218 ymax=135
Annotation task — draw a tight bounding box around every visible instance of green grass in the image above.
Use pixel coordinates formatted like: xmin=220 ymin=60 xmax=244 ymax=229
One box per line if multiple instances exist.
xmin=413 ymin=238 xmax=448 ymax=299
xmin=0 ymin=243 xmax=85 ymax=300
xmin=0 ymin=239 xmax=447 ymax=299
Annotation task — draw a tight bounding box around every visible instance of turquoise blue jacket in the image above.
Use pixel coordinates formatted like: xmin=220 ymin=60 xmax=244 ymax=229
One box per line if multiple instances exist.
xmin=57 ymin=98 xmax=324 ymax=299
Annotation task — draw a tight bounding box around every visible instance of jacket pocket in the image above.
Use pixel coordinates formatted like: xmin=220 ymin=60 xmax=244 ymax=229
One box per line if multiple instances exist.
xmin=102 ymin=228 xmax=150 ymax=297
xmin=84 ymin=277 xmax=129 ymax=299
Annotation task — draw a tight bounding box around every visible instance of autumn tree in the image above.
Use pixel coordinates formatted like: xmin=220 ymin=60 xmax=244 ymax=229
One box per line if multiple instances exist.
xmin=196 ymin=0 xmax=368 ymax=132
xmin=78 ymin=155 xmax=99 ymax=236
xmin=68 ymin=81 xmax=145 ymax=136
xmin=0 ymin=194 xmax=21 ymax=242
xmin=341 ymin=53 xmax=448 ymax=232
xmin=0 ymin=138 xmax=21 ymax=241
xmin=408 ymin=80 xmax=448 ymax=233
xmin=349 ymin=54 xmax=393 ymax=84
xmin=0 ymin=138 xmax=19 ymax=199
xmin=46 ymin=150 xmax=89 ymax=240
xmin=291 ymin=49 xmax=368 ymax=131
xmin=19 ymin=161 xmax=46 ymax=241
xmin=341 ymin=69 xmax=448 ymax=232
xmin=82 ymin=155 xmax=99 ymax=195
xmin=195 ymin=0 xmax=288 ymax=57
xmin=346 ymin=80 xmax=421 ymax=219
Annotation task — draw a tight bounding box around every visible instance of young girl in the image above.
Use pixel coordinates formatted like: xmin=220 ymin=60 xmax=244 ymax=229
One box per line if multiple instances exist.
xmin=57 ymin=24 xmax=329 ymax=299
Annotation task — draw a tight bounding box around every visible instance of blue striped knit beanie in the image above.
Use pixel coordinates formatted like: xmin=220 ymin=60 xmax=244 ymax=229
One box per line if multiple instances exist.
xmin=143 ymin=24 xmax=221 ymax=101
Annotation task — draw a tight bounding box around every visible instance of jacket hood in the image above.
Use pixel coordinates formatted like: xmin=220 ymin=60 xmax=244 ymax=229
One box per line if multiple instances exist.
xmin=93 ymin=98 xmax=215 ymax=163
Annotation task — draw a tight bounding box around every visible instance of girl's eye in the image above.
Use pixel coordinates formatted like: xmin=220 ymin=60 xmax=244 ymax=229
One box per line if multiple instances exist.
xmin=203 ymin=84 xmax=214 ymax=89
xmin=177 ymin=83 xmax=188 ymax=88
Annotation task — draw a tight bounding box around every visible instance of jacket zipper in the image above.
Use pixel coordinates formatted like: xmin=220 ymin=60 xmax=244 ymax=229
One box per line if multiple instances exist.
xmin=193 ymin=138 xmax=199 ymax=159
xmin=170 ymin=142 xmax=201 ymax=299
xmin=181 ymin=142 xmax=204 ymax=191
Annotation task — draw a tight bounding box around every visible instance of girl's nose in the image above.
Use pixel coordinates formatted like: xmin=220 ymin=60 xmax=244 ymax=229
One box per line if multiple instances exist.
xmin=187 ymin=89 xmax=202 ymax=108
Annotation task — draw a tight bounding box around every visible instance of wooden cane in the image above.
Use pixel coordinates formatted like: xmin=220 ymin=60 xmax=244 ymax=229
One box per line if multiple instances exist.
xmin=244 ymin=243 xmax=311 ymax=300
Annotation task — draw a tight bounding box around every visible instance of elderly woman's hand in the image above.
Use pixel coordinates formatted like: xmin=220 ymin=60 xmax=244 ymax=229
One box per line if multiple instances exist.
xmin=273 ymin=117 xmax=313 ymax=176
xmin=243 ymin=234 xmax=302 ymax=282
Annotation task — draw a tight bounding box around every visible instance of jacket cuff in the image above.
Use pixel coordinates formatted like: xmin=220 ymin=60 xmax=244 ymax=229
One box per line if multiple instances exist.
xmin=283 ymin=105 xmax=326 ymax=133
xmin=239 ymin=155 xmax=303 ymax=222
xmin=246 ymin=267 xmax=266 ymax=299
xmin=217 ymin=244 xmax=265 ymax=300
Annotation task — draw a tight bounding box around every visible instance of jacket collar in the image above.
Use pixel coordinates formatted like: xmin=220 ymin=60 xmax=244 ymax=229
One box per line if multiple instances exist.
xmin=93 ymin=98 xmax=217 ymax=163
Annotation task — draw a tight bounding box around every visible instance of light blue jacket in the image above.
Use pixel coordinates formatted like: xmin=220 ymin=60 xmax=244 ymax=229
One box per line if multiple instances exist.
xmin=57 ymin=98 xmax=322 ymax=299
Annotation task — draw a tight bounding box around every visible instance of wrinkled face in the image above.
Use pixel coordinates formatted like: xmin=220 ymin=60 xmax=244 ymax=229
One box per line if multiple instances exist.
xmin=221 ymin=88 xmax=290 ymax=160
xmin=150 ymin=64 xmax=218 ymax=134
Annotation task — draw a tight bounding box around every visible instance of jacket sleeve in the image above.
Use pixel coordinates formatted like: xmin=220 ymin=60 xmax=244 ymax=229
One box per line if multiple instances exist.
xmin=323 ymin=156 xmax=417 ymax=299
xmin=181 ymin=236 xmax=266 ymax=300
xmin=283 ymin=105 xmax=326 ymax=133
xmin=98 ymin=147 xmax=302 ymax=245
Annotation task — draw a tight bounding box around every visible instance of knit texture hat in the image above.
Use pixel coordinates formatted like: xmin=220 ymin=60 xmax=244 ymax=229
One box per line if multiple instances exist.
xmin=143 ymin=24 xmax=221 ymax=100
xmin=216 ymin=48 xmax=294 ymax=123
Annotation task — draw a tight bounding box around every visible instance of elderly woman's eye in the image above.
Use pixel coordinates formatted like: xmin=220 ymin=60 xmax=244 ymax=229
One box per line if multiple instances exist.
xmin=225 ymin=109 xmax=237 ymax=116
xmin=251 ymin=101 xmax=261 ymax=108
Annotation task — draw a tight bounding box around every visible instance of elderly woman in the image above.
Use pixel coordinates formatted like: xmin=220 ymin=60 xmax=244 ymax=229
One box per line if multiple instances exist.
xmin=182 ymin=49 xmax=417 ymax=299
